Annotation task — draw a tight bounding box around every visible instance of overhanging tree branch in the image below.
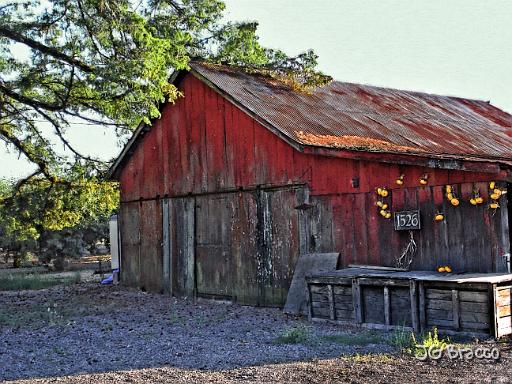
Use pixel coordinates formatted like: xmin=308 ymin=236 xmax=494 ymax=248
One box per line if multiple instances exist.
xmin=0 ymin=81 xmax=66 ymax=112
xmin=32 ymin=106 xmax=104 ymax=165
xmin=0 ymin=124 xmax=53 ymax=180
xmin=0 ymin=25 xmax=94 ymax=73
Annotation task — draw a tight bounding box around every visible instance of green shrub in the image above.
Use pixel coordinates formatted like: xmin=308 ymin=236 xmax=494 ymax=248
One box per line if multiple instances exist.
xmin=391 ymin=326 xmax=416 ymax=351
xmin=274 ymin=324 xmax=311 ymax=344
xmin=391 ymin=326 xmax=453 ymax=357
xmin=415 ymin=328 xmax=449 ymax=351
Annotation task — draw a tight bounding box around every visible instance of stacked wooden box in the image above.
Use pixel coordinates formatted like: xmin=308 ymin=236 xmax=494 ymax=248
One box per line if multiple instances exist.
xmin=306 ymin=268 xmax=512 ymax=338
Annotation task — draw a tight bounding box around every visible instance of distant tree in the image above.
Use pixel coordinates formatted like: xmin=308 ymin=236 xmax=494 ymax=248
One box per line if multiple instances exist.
xmin=0 ymin=173 xmax=118 ymax=269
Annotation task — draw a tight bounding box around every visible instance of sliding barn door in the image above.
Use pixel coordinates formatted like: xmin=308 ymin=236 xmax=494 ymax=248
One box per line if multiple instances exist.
xmin=163 ymin=187 xmax=305 ymax=305
xmin=195 ymin=194 xmax=235 ymax=299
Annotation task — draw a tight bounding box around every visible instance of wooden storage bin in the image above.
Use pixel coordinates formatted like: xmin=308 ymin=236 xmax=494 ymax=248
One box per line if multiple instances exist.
xmin=307 ymin=268 xmax=512 ymax=338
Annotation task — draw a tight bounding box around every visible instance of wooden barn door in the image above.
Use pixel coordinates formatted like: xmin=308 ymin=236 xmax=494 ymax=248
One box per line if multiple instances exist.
xmin=195 ymin=194 xmax=235 ymax=299
xmin=119 ymin=201 xmax=141 ymax=287
xmin=164 ymin=187 xmax=306 ymax=305
xmin=256 ymin=187 xmax=303 ymax=306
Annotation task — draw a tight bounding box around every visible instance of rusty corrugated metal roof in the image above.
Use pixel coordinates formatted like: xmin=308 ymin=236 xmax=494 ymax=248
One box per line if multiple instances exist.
xmin=191 ymin=62 xmax=512 ymax=161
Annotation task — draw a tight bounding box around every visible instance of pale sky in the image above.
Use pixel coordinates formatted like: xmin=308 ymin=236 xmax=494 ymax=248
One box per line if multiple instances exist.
xmin=2 ymin=0 xmax=511 ymax=179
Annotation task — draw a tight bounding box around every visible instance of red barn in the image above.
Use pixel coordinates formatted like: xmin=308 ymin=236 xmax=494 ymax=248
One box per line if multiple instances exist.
xmin=109 ymin=62 xmax=512 ymax=307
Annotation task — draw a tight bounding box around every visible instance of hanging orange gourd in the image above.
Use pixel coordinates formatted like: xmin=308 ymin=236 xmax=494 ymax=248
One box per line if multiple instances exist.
xmin=489 ymin=202 xmax=500 ymax=209
xmin=445 ymin=185 xmax=459 ymax=206
xmin=470 ymin=189 xmax=483 ymax=206
xmin=490 ymin=193 xmax=500 ymax=200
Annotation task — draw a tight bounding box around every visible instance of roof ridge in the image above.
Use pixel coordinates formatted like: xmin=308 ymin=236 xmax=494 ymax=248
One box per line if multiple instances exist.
xmin=190 ymin=61 xmax=490 ymax=104
xmin=329 ymin=80 xmax=489 ymax=104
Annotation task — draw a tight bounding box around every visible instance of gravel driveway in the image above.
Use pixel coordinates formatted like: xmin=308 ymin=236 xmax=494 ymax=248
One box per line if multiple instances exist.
xmin=0 ymin=283 xmax=393 ymax=382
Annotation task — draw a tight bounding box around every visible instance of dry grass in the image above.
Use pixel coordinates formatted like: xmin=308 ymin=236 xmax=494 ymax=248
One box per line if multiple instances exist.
xmin=0 ymin=272 xmax=82 ymax=291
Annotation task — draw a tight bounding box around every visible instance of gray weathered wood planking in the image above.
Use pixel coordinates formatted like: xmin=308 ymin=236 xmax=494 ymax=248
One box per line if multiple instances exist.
xmin=283 ymin=253 xmax=339 ymax=315
xmin=307 ymin=268 xmax=512 ymax=337
xmin=308 ymin=267 xmax=512 ymax=283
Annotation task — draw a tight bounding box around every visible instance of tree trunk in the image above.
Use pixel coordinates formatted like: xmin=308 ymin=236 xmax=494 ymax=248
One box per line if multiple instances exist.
xmin=13 ymin=252 xmax=22 ymax=268
xmin=53 ymin=255 xmax=67 ymax=271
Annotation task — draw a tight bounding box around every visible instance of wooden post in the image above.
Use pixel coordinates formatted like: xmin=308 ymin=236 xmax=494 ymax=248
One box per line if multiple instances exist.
xmin=297 ymin=188 xmax=311 ymax=256
xmin=352 ymin=278 xmax=363 ymax=324
xmin=307 ymin=284 xmax=313 ymax=321
xmin=162 ymin=199 xmax=171 ymax=295
xmin=327 ymin=284 xmax=335 ymax=320
xmin=177 ymin=197 xmax=195 ymax=298
xmin=419 ymin=282 xmax=426 ymax=332
xmin=383 ymin=286 xmax=391 ymax=327
xmin=452 ymin=289 xmax=460 ymax=330
xmin=410 ymin=280 xmax=420 ymax=333
xmin=490 ymin=283 xmax=497 ymax=338
xmin=498 ymin=198 xmax=510 ymax=272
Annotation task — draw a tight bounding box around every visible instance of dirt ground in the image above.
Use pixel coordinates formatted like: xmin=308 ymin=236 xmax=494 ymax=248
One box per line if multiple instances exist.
xmin=0 ymin=282 xmax=510 ymax=383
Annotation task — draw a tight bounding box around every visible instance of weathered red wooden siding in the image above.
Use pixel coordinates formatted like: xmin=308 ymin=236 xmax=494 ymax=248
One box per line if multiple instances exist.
xmin=118 ymin=73 xmax=510 ymax=300
xmin=307 ymin=185 xmax=508 ymax=273
xmin=119 ymin=74 xmax=503 ymax=202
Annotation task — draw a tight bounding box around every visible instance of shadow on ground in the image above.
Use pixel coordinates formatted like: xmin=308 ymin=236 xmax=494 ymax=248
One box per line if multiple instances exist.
xmin=0 ymin=283 xmax=397 ymax=382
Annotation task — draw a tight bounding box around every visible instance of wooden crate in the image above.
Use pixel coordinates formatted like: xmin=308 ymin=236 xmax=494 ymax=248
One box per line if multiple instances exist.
xmin=307 ymin=268 xmax=512 ymax=338
xmin=308 ymin=277 xmax=419 ymax=331
xmin=496 ymin=286 xmax=512 ymax=337
xmin=419 ymin=284 xmax=492 ymax=336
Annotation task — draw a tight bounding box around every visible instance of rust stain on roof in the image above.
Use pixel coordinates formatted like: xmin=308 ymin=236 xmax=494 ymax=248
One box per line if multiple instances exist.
xmin=190 ymin=62 xmax=512 ymax=162
xmin=295 ymin=131 xmax=425 ymax=153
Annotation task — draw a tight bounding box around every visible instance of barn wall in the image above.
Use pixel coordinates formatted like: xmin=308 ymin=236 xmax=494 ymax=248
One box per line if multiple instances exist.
xmin=118 ymin=73 xmax=510 ymax=303
xmin=304 ymin=186 xmax=509 ymax=273
xmin=189 ymin=187 xmax=302 ymax=305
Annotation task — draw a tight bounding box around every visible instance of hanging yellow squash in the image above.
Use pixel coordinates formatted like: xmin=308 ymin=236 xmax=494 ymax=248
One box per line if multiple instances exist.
xmin=490 ymin=193 xmax=500 ymax=200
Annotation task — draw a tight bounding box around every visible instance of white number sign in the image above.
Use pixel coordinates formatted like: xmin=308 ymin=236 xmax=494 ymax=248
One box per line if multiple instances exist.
xmin=394 ymin=210 xmax=421 ymax=230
